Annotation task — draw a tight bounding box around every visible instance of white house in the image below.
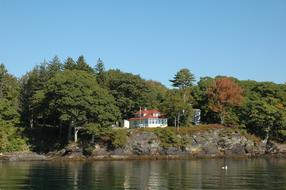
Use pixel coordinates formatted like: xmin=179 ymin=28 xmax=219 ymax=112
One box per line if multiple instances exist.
xmin=129 ymin=109 xmax=168 ymax=128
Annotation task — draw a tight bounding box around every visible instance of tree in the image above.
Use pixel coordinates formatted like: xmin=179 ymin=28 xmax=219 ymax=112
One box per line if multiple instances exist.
xmin=160 ymin=89 xmax=193 ymax=127
xmin=0 ymin=64 xmax=28 ymax=152
xmin=44 ymin=70 xmax=120 ymax=142
xmin=63 ymin=56 xmax=94 ymax=74
xmin=192 ymin=77 xmax=218 ymax=123
xmin=95 ymin=58 xmax=106 ymax=86
xmin=241 ymin=99 xmax=286 ymax=141
xmin=170 ymin=68 xmax=195 ymax=89
xmin=170 ymin=68 xmax=195 ymax=102
xmin=76 ymin=55 xmax=94 ymax=74
xmin=0 ymin=64 xmax=20 ymax=125
xmin=238 ymin=80 xmax=286 ymax=141
xmin=47 ymin=56 xmax=62 ymax=78
xmin=145 ymin=80 xmax=168 ymax=109
xmin=63 ymin=57 xmax=77 ymax=70
xmin=0 ymin=64 xmax=20 ymax=102
xmin=0 ymin=64 xmax=7 ymax=98
xmin=20 ymin=58 xmax=62 ymax=128
xmin=95 ymin=58 xmax=105 ymax=74
xmin=105 ymin=69 xmax=152 ymax=119
xmin=207 ymin=77 xmax=244 ymax=124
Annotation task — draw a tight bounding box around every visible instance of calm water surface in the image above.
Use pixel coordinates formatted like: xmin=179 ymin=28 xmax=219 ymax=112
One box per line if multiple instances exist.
xmin=0 ymin=159 xmax=286 ymax=190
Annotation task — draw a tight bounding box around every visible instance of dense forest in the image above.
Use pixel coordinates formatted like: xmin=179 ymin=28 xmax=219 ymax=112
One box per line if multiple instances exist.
xmin=1 ymin=55 xmax=286 ymax=153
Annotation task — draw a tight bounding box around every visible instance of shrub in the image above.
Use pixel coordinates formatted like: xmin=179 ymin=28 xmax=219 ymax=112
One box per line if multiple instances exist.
xmin=110 ymin=129 xmax=128 ymax=149
xmin=0 ymin=126 xmax=29 ymax=152
xmin=154 ymin=128 xmax=181 ymax=148
xmin=83 ymin=145 xmax=94 ymax=156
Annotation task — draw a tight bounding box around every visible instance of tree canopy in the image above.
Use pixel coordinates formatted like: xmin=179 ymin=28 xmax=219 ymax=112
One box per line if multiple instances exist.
xmin=0 ymin=64 xmax=28 ymax=152
xmin=1 ymin=56 xmax=285 ymax=152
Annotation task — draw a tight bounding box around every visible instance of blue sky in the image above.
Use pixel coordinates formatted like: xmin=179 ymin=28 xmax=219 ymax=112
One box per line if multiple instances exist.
xmin=0 ymin=0 xmax=286 ymax=86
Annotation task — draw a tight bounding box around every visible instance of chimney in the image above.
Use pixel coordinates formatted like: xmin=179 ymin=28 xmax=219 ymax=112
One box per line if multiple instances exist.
xmin=144 ymin=107 xmax=147 ymax=111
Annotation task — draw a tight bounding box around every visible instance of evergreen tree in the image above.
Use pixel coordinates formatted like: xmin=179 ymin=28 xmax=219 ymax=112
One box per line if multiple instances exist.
xmin=20 ymin=58 xmax=61 ymax=128
xmin=95 ymin=58 xmax=106 ymax=86
xmin=170 ymin=68 xmax=195 ymax=89
xmin=76 ymin=55 xmax=94 ymax=74
xmin=0 ymin=64 xmax=28 ymax=152
xmin=63 ymin=57 xmax=77 ymax=70
xmin=47 ymin=56 xmax=62 ymax=77
xmin=170 ymin=68 xmax=195 ymax=102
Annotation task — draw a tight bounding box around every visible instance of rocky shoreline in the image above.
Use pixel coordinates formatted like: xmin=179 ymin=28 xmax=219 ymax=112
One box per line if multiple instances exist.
xmin=1 ymin=150 xmax=286 ymax=162
xmin=1 ymin=128 xmax=286 ymax=161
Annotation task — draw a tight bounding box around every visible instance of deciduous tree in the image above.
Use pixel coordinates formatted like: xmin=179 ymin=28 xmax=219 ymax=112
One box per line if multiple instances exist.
xmin=44 ymin=70 xmax=120 ymax=141
xmin=160 ymin=89 xmax=193 ymax=127
xmin=105 ymin=69 xmax=151 ymax=119
xmin=207 ymin=77 xmax=244 ymax=124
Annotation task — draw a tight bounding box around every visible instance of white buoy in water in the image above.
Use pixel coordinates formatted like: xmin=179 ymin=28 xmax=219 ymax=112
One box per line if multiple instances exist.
xmin=221 ymin=166 xmax=228 ymax=170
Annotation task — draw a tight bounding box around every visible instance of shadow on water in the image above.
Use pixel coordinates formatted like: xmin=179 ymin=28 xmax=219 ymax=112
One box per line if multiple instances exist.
xmin=0 ymin=158 xmax=286 ymax=190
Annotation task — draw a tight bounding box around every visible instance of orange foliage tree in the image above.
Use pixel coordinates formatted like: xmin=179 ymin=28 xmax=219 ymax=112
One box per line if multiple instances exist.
xmin=207 ymin=77 xmax=244 ymax=124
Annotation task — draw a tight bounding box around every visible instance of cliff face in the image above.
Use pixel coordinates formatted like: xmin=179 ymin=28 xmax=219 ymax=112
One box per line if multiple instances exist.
xmin=90 ymin=128 xmax=285 ymax=159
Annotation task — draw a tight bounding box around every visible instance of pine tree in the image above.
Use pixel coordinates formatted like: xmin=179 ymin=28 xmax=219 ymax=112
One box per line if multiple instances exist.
xmin=76 ymin=55 xmax=94 ymax=74
xmin=95 ymin=58 xmax=106 ymax=85
xmin=63 ymin=57 xmax=76 ymax=70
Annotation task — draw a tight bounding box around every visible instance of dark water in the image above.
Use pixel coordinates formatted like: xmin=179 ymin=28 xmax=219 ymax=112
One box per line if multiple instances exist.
xmin=0 ymin=159 xmax=286 ymax=190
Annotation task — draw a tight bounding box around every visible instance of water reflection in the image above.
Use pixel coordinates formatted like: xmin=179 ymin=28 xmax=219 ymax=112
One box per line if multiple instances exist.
xmin=0 ymin=159 xmax=286 ymax=189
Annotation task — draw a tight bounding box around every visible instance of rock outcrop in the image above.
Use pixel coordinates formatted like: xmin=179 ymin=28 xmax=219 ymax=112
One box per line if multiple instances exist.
xmin=90 ymin=128 xmax=284 ymax=159
xmin=0 ymin=152 xmax=47 ymax=161
xmin=1 ymin=128 xmax=285 ymax=161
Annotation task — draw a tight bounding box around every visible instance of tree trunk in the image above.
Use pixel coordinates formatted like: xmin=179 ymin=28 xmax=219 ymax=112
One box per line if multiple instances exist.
xmin=29 ymin=108 xmax=34 ymax=128
xmin=174 ymin=117 xmax=177 ymax=128
xmin=91 ymin=135 xmax=95 ymax=144
xmin=30 ymin=116 xmax=34 ymax=128
xmin=74 ymin=128 xmax=79 ymax=143
xmin=263 ymin=126 xmax=271 ymax=144
xmin=220 ymin=112 xmax=225 ymax=125
xmin=74 ymin=127 xmax=82 ymax=143
xmin=177 ymin=112 xmax=181 ymax=128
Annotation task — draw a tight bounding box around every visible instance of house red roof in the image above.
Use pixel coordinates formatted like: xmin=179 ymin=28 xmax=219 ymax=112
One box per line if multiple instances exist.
xmin=129 ymin=109 xmax=167 ymax=121
xmin=129 ymin=116 xmax=166 ymax=121
xmin=134 ymin=109 xmax=160 ymax=115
